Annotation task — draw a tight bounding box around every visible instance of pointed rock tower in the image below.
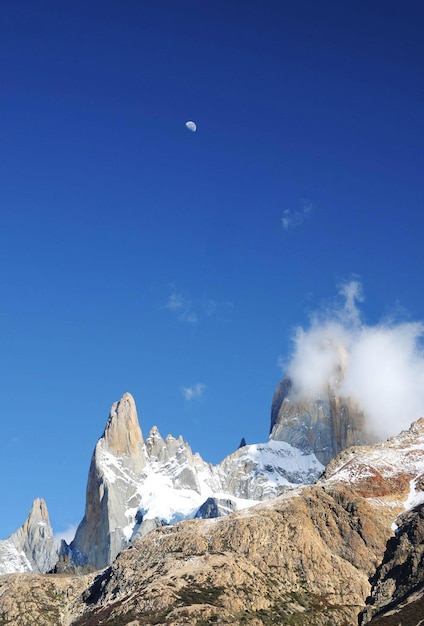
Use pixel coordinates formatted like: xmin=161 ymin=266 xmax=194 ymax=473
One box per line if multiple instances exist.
xmin=4 ymin=498 xmax=57 ymax=573
xmin=71 ymin=392 xmax=147 ymax=569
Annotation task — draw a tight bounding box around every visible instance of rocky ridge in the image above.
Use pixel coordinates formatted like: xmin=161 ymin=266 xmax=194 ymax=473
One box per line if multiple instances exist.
xmin=0 ymin=417 xmax=422 ymax=625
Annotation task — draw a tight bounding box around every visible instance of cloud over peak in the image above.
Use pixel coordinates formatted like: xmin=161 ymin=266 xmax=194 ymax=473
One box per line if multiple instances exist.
xmin=284 ymin=281 xmax=424 ymax=439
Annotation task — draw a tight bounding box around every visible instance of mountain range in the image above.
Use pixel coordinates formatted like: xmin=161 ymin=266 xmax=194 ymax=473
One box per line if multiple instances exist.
xmin=0 ymin=376 xmax=423 ymax=624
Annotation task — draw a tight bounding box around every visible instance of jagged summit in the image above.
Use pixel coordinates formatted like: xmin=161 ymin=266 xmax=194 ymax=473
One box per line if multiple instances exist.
xmin=0 ymin=380 xmax=388 ymax=575
xmin=65 ymin=390 xmax=325 ymax=570
xmin=102 ymin=391 xmax=145 ymax=460
xmin=2 ymin=417 xmax=422 ymax=625
xmin=26 ymin=498 xmax=49 ymax=525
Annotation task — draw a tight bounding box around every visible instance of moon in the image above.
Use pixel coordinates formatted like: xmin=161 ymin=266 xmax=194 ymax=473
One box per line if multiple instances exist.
xmin=185 ymin=121 xmax=197 ymax=132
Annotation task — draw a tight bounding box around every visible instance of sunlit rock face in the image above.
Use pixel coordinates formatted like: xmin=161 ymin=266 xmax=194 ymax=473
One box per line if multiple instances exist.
xmin=71 ymin=392 xmax=148 ymax=570
xmin=101 ymin=392 xmax=146 ymax=470
xmin=270 ymin=375 xmax=378 ymax=466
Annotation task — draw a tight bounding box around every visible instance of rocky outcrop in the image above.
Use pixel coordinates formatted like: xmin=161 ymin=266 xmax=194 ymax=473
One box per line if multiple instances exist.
xmin=0 ymin=499 xmax=57 ymax=575
xmin=70 ymin=392 xmax=147 ymax=570
xmin=66 ymin=484 xmax=392 ymax=626
xmin=0 ymin=571 xmax=94 ymax=626
xmin=322 ymin=417 xmax=424 ymax=506
xmin=0 ymin=485 xmax=391 ymax=626
xmin=270 ymin=375 xmax=378 ymax=465
xmin=360 ymin=502 xmax=424 ymax=624
xmin=194 ymin=496 xmax=237 ymax=518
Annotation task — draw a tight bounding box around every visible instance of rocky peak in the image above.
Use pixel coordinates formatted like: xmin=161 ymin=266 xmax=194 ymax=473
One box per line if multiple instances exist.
xmin=70 ymin=393 xmax=147 ymax=570
xmin=270 ymin=374 xmax=377 ymax=465
xmin=25 ymin=498 xmax=49 ymax=526
xmin=145 ymin=425 xmax=166 ymax=459
xmin=102 ymin=391 xmax=145 ymax=462
xmin=7 ymin=498 xmax=57 ymax=574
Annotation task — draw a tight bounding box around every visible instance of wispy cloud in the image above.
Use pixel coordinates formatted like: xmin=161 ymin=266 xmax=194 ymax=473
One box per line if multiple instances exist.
xmin=182 ymin=383 xmax=207 ymax=401
xmin=164 ymin=286 xmax=199 ymax=324
xmin=164 ymin=285 xmax=232 ymax=324
xmin=281 ymin=201 xmax=313 ymax=230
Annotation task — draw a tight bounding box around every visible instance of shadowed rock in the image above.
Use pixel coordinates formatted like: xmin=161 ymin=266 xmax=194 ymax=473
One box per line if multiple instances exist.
xmin=270 ymin=375 xmax=377 ymax=465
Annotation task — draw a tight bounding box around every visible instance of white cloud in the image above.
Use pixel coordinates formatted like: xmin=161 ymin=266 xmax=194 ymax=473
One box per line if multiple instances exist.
xmin=281 ymin=201 xmax=313 ymax=230
xmin=182 ymin=383 xmax=206 ymax=401
xmin=285 ymin=281 xmax=424 ymax=439
xmin=54 ymin=523 xmax=77 ymax=546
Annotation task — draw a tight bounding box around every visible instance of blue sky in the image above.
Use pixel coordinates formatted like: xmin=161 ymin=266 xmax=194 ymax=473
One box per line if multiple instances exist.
xmin=1 ymin=0 xmax=423 ymax=539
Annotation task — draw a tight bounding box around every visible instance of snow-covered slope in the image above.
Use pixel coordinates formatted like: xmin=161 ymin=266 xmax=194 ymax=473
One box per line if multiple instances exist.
xmin=322 ymin=417 xmax=424 ymax=519
xmin=102 ymin=429 xmax=324 ymax=528
xmin=217 ymin=439 xmax=324 ymax=500
xmin=0 ymin=541 xmax=32 ymax=575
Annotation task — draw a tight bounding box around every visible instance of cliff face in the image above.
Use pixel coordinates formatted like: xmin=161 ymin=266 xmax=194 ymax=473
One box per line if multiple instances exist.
xmin=270 ymin=375 xmax=378 ymax=465
xmin=70 ymin=392 xmax=147 ymax=569
xmin=360 ymin=501 xmax=424 ymax=625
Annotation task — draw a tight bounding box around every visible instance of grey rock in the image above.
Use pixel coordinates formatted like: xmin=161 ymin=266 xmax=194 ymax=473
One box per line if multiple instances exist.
xmin=0 ymin=498 xmax=57 ymax=574
xmin=270 ymin=375 xmax=377 ymax=465
xmin=195 ymin=497 xmax=237 ymax=519
xmin=131 ymin=517 xmax=165 ymax=542
xmin=71 ymin=392 xmax=147 ymax=570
